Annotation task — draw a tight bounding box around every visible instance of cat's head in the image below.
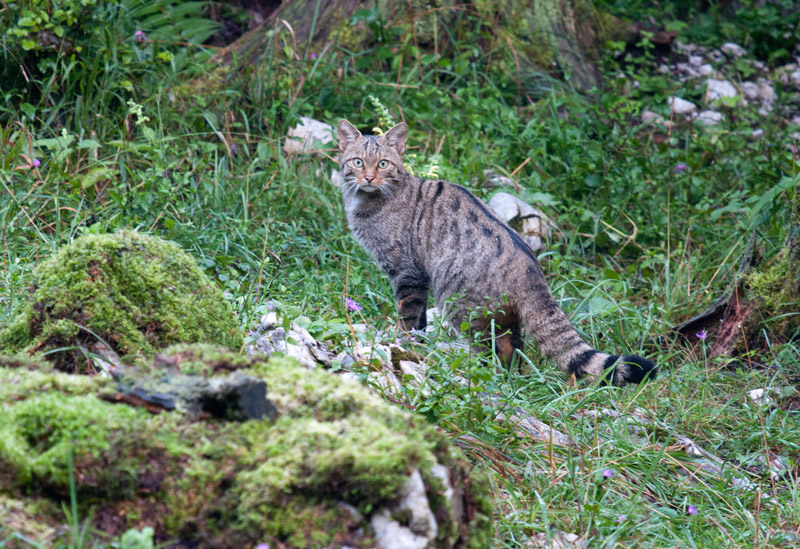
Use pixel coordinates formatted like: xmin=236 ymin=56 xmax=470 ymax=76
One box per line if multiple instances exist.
xmin=337 ymin=119 xmax=408 ymax=194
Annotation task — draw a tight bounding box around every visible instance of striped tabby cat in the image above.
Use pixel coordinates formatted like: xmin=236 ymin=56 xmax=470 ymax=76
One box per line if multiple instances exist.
xmin=337 ymin=119 xmax=657 ymax=385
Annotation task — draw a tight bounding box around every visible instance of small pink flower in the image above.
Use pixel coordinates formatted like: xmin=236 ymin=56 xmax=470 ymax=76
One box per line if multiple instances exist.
xmin=134 ymin=30 xmax=146 ymax=42
xmin=257 ymin=544 xmax=270 ymax=549
xmin=696 ymin=329 xmax=707 ymax=340
xmin=310 ymin=52 xmax=317 ymax=59
xmin=345 ymin=297 xmax=362 ymax=312
xmin=602 ymin=469 xmax=615 ymax=478
xmin=687 ymin=504 xmax=698 ymax=515
xmin=615 ymin=514 xmax=626 ymax=523
xmin=674 ymin=163 xmax=688 ymax=174
xmin=32 ymin=158 xmax=41 ymax=168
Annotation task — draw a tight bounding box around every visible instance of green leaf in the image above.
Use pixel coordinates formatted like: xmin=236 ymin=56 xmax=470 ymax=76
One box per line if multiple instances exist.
xmin=76 ymin=166 xmax=116 ymax=189
xmin=77 ymin=139 xmax=101 ymax=149
xmin=21 ymin=39 xmax=37 ymax=50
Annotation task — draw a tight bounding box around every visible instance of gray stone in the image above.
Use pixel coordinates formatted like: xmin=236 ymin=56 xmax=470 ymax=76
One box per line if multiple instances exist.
xmin=698 ymin=64 xmax=714 ymax=76
xmin=741 ymin=81 xmax=759 ymax=100
xmin=759 ymin=82 xmax=775 ymax=103
xmin=640 ymin=110 xmax=662 ymax=123
xmin=668 ymin=96 xmax=697 ymax=115
xmin=371 ymin=469 xmax=438 ymax=549
xmin=487 ymin=192 xmax=555 ymax=253
xmin=488 ymin=192 xmax=539 ymax=221
xmin=791 ymin=70 xmax=800 ymax=88
xmin=752 ymin=129 xmax=764 ymax=139
xmin=721 ymin=42 xmax=747 ymax=58
xmin=283 ymin=116 xmax=335 ymax=154
xmin=688 ymin=55 xmax=703 ymax=67
xmin=706 ymin=79 xmax=737 ymax=101
xmin=482 ymin=169 xmax=515 ymax=188
xmin=697 ymin=111 xmax=724 ymax=126
xmin=249 ymin=312 xmax=334 ymax=369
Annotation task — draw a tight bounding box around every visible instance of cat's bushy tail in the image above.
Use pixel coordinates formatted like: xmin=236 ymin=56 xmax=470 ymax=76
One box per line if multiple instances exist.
xmin=520 ymin=299 xmax=657 ymax=385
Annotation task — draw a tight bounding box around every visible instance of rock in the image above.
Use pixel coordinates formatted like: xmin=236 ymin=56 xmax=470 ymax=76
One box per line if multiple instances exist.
xmin=283 ymin=116 xmax=335 ymax=154
xmin=331 ymin=169 xmax=344 ymax=187
xmin=697 ymin=111 xmax=724 ymax=126
xmin=482 ymin=169 xmax=516 ymax=188
xmin=371 ymin=469 xmax=438 ymax=549
xmin=698 ymin=64 xmax=714 ymax=76
xmin=0 ymin=232 xmax=242 ymax=373
xmin=747 ymin=388 xmax=773 ymax=405
xmin=721 ymin=42 xmax=747 ymax=58
xmin=791 ymin=70 xmax=800 ymax=89
xmin=248 ymin=312 xmax=334 ymax=369
xmin=758 ymin=82 xmax=775 ymax=103
xmin=0 ymin=347 xmax=493 ymax=547
xmin=528 ymin=531 xmax=580 ymax=548
xmin=488 ymin=192 xmax=539 ymax=221
xmin=487 ymin=192 xmax=556 ymax=253
xmin=640 ymin=110 xmax=662 ymax=123
xmin=752 ymin=129 xmax=764 ymax=139
xmin=688 ymin=55 xmax=703 ymax=67
xmin=709 ymin=49 xmax=724 ymax=62
xmin=668 ymin=96 xmax=697 ymax=115
xmin=706 ymin=79 xmax=738 ymax=101
xmin=741 ymin=81 xmax=759 ymax=100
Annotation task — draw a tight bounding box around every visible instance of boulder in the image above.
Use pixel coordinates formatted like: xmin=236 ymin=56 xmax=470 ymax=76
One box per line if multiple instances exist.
xmin=706 ymin=79 xmax=738 ymax=101
xmin=667 ymin=96 xmax=697 ymax=115
xmin=487 ymin=192 xmax=557 ymax=252
xmin=0 ymin=346 xmax=493 ymax=548
xmin=0 ymin=232 xmax=241 ymax=372
xmin=283 ymin=117 xmax=335 ymax=155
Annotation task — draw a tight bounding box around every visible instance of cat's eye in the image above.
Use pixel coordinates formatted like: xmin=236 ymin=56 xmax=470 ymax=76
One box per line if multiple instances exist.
xmin=352 ymin=158 xmax=363 ymax=167
xmin=378 ymin=160 xmax=389 ymax=169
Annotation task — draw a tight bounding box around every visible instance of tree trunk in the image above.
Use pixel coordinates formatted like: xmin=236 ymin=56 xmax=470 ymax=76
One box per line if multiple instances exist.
xmin=675 ymin=179 xmax=800 ymax=366
xmin=201 ymin=0 xmax=636 ymax=92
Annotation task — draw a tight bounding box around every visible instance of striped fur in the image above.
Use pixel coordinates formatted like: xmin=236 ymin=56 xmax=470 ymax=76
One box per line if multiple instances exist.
xmin=337 ymin=119 xmax=657 ymax=385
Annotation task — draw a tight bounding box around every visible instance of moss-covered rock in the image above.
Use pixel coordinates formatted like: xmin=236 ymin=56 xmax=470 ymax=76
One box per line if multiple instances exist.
xmin=0 ymin=231 xmax=241 ymax=372
xmin=0 ymin=346 xmax=492 ymax=548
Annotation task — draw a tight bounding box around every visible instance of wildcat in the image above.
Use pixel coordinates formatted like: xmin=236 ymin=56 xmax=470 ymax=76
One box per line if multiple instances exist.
xmin=337 ymin=119 xmax=657 ymax=385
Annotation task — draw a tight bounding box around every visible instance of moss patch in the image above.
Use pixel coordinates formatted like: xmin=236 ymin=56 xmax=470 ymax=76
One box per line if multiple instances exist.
xmin=0 ymin=231 xmax=242 ymax=372
xmin=0 ymin=346 xmax=492 ymax=548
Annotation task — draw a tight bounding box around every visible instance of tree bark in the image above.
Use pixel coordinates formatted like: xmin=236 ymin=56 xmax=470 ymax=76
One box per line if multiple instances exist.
xmin=202 ymin=0 xmax=636 ymax=92
xmin=675 ymin=180 xmax=800 ymax=366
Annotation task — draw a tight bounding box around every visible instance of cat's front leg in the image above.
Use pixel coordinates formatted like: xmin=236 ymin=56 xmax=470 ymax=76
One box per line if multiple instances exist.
xmin=391 ymin=267 xmax=430 ymax=332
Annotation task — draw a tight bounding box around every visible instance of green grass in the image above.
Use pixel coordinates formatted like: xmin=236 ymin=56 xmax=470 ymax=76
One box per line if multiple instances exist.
xmin=2 ymin=0 xmax=800 ymax=546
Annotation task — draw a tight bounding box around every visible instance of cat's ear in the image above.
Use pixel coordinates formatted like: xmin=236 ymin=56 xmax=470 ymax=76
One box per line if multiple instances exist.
xmin=337 ymin=119 xmax=363 ymax=152
xmin=382 ymin=122 xmax=408 ymax=156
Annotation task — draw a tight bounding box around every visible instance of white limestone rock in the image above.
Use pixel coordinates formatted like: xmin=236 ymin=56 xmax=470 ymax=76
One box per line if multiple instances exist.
xmin=283 ymin=116 xmax=335 ymax=154
xmin=706 ymin=79 xmax=738 ymax=101
xmin=668 ymin=96 xmax=697 ymax=115
xmin=721 ymin=42 xmax=747 ymax=58
xmin=697 ymin=111 xmax=724 ymax=126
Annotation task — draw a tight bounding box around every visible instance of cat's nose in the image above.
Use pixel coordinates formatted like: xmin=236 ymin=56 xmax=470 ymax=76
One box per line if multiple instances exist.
xmin=364 ymin=173 xmax=375 ymax=182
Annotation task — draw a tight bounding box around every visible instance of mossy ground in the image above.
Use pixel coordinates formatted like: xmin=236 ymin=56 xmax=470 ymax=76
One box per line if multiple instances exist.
xmin=0 ymin=232 xmax=242 ymax=372
xmin=0 ymin=347 xmax=491 ymax=548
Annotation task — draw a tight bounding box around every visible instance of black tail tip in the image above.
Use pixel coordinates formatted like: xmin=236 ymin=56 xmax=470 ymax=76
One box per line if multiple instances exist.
xmin=602 ymin=354 xmax=658 ymax=385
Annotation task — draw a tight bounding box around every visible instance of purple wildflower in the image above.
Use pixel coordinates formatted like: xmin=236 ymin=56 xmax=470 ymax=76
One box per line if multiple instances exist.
xmin=687 ymin=504 xmax=698 ymax=515
xmin=32 ymin=158 xmax=41 ymax=168
xmin=134 ymin=30 xmax=146 ymax=42
xmin=674 ymin=163 xmax=688 ymax=174
xmin=602 ymin=469 xmax=615 ymax=478
xmin=345 ymin=297 xmax=362 ymax=312
xmin=696 ymin=329 xmax=707 ymax=340
xmin=310 ymin=52 xmax=317 ymax=59
xmin=257 ymin=544 xmax=270 ymax=549
xmin=615 ymin=514 xmax=626 ymax=523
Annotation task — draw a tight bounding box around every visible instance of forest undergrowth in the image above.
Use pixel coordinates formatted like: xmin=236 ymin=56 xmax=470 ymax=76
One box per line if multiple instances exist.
xmin=2 ymin=0 xmax=800 ymax=546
